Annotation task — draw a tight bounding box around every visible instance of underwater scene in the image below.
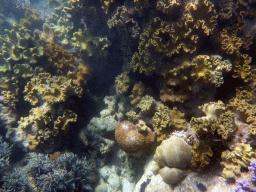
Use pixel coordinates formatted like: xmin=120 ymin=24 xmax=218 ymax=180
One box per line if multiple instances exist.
xmin=1 ymin=0 xmax=256 ymax=191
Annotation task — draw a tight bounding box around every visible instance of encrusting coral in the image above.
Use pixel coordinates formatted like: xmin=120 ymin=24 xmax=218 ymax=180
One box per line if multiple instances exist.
xmin=115 ymin=120 xmax=155 ymax=153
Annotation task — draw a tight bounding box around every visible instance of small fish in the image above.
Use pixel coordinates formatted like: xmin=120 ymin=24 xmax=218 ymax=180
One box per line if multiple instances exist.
xmin=197 ymin=182 xmax=207 ymax=192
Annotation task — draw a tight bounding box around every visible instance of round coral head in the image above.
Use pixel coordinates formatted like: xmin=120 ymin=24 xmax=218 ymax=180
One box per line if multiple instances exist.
xmin=115 ymin=121 xmax=155 ymax=153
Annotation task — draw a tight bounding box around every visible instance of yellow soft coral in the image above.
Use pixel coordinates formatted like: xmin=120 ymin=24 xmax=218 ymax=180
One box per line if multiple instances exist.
xmin=24 ymin=73 xmax=83 ymax=105
xmin=216 ymin=111 xmax=236 ymax=139
xmin=129 ymin=82 xmax=145 ymax=105
xmin=169 ymin=107 xmax=188 ymax=130
xmin=190 ymin=55 xmax=232 ymax=87
xmin=71 ymin=29 xmax=111 ymax=57
xmin=190 ymin=55 xmax=212 ymax=83
xmin=221 ymin=143 xmax=256 ymax=178
xmin=0 ymin=24 xmax=44 ymax=63
xmin=137 ymin=95 xmax=155 ymax=113
xmin=233 ymin=53 xmax=256 ymax=83
xmin=184 ymin=0 xmax=218 ymax=36
xmin=99 ymin=0 xmax=115 ymax=14
xmin=153 ymin=105 xmax=170 ymax=141
xmin=156 ymin=0 xmax=181 ymax=14
xmin=221 ymin=29 xmax=243 ymax=54
xmin=54 ymin=110 xmax=77 ymax=131
xmin=191 ymin=141 xmax=213 ymax=169
xmin=115 ymin=72 xmax=130 ymax=94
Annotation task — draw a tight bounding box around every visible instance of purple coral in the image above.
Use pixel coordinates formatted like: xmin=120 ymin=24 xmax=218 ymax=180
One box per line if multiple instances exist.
xmin=249 ymin=161 xmax=256 ymax=182
xmin=235 ymin=179 xmax=256 ymax=192
xmin=235 ymin=161 xmax=256 ymax=192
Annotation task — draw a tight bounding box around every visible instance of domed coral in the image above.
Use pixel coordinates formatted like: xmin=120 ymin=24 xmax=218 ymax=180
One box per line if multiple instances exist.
xmin=153 ymin=136 xmax=192 ymax=184
xmin=115 ymin=121 xmax=155 ymax=153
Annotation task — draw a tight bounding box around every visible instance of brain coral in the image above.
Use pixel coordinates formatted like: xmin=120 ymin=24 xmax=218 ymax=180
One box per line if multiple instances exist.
xmin=115 ymin=121 xmax=155 ymax=153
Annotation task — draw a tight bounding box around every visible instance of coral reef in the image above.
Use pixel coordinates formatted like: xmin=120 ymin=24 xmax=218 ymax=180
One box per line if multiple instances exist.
xmin=0 ymin=0 xmax=256 ymax=190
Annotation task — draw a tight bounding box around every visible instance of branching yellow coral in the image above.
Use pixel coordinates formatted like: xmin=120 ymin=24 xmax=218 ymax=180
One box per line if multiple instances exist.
xmin=221 ymin=143 xmax=256 ymax=178
xmin=191 ymin=141 xmax=213 ymax=168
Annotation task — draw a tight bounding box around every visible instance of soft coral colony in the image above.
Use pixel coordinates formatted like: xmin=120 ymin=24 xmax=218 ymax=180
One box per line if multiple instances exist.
xmin=0 ymin=0 xmax=255 ymax=191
